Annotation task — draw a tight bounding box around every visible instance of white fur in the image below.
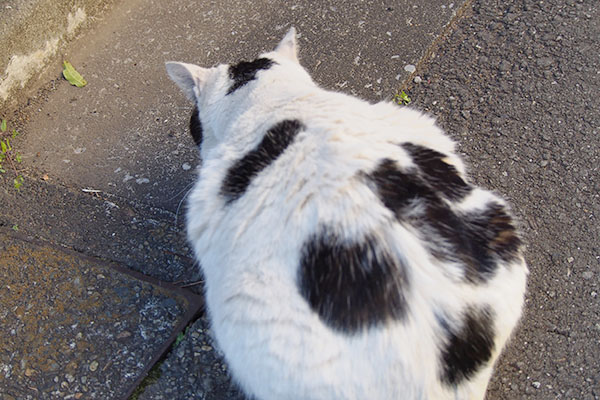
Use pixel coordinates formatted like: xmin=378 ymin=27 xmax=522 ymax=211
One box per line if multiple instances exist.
xmin=167 ymin=28 xmax=528 ymax=400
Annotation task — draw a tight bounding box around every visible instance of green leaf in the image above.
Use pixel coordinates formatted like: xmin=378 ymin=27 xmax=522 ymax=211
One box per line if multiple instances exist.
xmin=12 ymin=224 xmax=18 ymax=232
xmin=174 ymin=332 xmax=185 ymax=347
xmin=5 ymin=138 xmax=10 ymax=151
xmin=11 ymin=129 xmax=18 ymax=138
xmin=1 ymin=140 xmax=7 ymax=154
xmin=15 ymin=153 xmax=22 ymax=163
xmin=394 ymin=91 xmax=411 ymax=106
xmin=0 ymin=119 xmax=6 ymax=132
xmin=13 ymin=175 xmax=24 ymax=190
xmin=0 ymin=168 xmax=5 ymax=173
xmin=62 ymin=61 xmax=87 ymax=87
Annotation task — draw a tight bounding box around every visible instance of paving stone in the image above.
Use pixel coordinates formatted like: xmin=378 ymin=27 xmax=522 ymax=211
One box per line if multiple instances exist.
xmin=0 ymin=229 xmax=202 ymax=399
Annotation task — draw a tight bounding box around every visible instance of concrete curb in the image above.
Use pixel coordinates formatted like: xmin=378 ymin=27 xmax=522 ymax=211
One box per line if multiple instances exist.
xmin=0 ymin=0 xmax=118 ymax=112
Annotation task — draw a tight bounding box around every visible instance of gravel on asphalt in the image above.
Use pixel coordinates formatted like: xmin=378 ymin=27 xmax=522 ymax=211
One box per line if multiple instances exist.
xmin=406 ymin=0 xmax=600 ymax=398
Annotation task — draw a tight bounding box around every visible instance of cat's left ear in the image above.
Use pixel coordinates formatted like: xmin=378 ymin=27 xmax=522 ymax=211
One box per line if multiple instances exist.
xmin=165 ymin=62 xmax=208 ymax=101
xmin=274 ymin=27 xmax=299 ymax=63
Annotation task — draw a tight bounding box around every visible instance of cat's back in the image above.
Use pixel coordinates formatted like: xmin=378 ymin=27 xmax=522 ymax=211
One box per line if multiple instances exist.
xmin=196 ymin=91 xmax=526 ymax=400
xmin=167 ymin=28 xmax=527 ymax=400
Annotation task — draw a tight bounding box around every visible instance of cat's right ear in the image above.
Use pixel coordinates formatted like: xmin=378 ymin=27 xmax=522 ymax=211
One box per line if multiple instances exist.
xmin=165 ymin=62 xmax=208 ymax=101
xmin=274 ymin=27 xmax=299 ymax=63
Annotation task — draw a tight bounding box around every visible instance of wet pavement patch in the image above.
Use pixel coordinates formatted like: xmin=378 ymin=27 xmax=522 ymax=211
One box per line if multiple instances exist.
xmin=0 ymin=229 xmax=202 ymax=399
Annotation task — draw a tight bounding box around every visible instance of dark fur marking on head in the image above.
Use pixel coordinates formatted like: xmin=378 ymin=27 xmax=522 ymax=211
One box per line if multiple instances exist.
xmin=298 ymin=229 xmax=408 ymax=334
xmin=440 ymin=306 xmax=495 ymax=385
xmin=221 ymin=119 xmax=304 ymax=203
xmin=227 ymin=58 xmax=275 ymax=95
xmin=189 ymin=105 xmax=203 ymax=147
xmin=402 ymin=143 xmax=471 ymax=201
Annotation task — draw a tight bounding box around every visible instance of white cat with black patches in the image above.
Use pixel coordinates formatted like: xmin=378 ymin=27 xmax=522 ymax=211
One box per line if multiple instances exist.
xmin=166 ymin=28 xmax=527 ymax=400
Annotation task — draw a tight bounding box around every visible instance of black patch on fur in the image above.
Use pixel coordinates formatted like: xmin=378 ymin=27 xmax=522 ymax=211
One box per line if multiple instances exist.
xmin=221 ymin=119 xmax=304 ymax=203
xmin=227 ymin=58 xmax=275 ymax=95
xmin=440 ymin=306 xmax=495 ymax=385
xmin=402 ymin=143 xmax=471 ymax=201
xmin=426 ymin=203 xmax=521 ymax=283
xmin=298 ymin=230 xmax=408 ymax=334
xmin=189 ymin=105 xmax=203 ymax=147
xmin=368 ymin=158 xmax=437 ymax=216
xmin=477 ymin=205 xmax=522 ymax=262
xmin=368 ymin=159 xmax=521 ymax=283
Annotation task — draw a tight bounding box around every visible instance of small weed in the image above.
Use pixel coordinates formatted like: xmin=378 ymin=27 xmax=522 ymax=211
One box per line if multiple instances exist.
xmin=0 ymin=118 xmax=24 ymax=189
xmin=174 ymin=331 xmax=185 ymax=347
xmin=13 ymin=176 xmax=24 ymax=190
xmin=394 ymin=91 xmax=412 ymax=106
xmin=128 ymin=325 xmax=193 ymax=399
xmin=128 ymin=360 xmax=163 ymax=400
xmin=12 ymin=224 xmax=18 ymax=232
xmin=174 ymin=325 xmax=191 ymax=347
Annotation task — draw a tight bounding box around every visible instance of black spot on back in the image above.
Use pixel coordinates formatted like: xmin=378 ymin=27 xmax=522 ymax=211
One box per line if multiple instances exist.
xmin=189 ymin=105 xmax=203 ymax=147
xmin=368 ymin=158 xmax=436 ymax=217
xmin=425 ymin=202 xmax=521 ymax=283
xmin=227 ymin=58 xmax=275 ymax=95
xmin=479 ymin=205 xmax=522 ymax=261
xmin=402 ymin=143 xmax=471 ymax=201
xmin=221 ymin=119 xmax=304 ymax=203
xmin=440 ymin=306 xmax=495 ymax=386
xmin=367 ymin=159 xmax=521 ymax=284
xmin=298 ymin=229 xmax=408 ymax=334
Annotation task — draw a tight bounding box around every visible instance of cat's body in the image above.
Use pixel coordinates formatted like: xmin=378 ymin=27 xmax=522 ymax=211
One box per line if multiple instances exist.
xmin=166 ymin=28 xmax=527 ymax=400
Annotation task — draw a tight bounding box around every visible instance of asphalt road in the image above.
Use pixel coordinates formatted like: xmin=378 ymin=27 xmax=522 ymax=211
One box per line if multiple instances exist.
xmin=408 ymin=0 xmax=600 ymax=399
xmin=1 ymin=0 xmax=598 ymax=398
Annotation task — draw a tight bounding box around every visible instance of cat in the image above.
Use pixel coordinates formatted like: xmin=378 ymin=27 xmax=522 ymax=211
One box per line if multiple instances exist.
xmin=165 ymin=27 xmax=528 ymax=400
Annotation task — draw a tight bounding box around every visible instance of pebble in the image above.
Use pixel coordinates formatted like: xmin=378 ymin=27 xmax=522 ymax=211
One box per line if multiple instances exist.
xmin=117 ymin=330 xmax=132 ymax=339
xmin=537 ymin=57 xmax=553 ymax=68
xmin=567 ymin=257 xmax=575 ymax=263
xmin=404 ymin=64 xmax=416 ymax=73
xmin=532 ymin=381 xmax=541 ymax=389
xmin=582 ymin=271 xmax=593 ymax=280
xmin=499 ymin=60 xmax=511 ymax=71
xmin=89 ymin=361 xmax=99 ymax=372
xmin=413 ymin=76 xmax=422 ymax=84
xmin=182 ymin=163 xmax=192 ymax=171
xmin=49 ymin=361 xmax=60 ymax=371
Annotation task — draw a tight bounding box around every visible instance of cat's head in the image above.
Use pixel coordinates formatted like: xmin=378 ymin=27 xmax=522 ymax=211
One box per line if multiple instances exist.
xmin=166 ymin=27 xmax=311 ymax=153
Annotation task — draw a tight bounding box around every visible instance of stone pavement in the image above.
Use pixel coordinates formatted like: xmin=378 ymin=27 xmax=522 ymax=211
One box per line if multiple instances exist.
xmin=1 ymin=0 xmax=599 ymax=399
xmin=0 ymin=229 xmax=202 ymax=399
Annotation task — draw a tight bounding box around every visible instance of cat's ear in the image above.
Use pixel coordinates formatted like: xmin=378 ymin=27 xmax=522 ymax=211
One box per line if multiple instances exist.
xmin=165 ymin=62 xmax=208 ymax=101
xmin=274 ymin=27 xmax=299 ymax=63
